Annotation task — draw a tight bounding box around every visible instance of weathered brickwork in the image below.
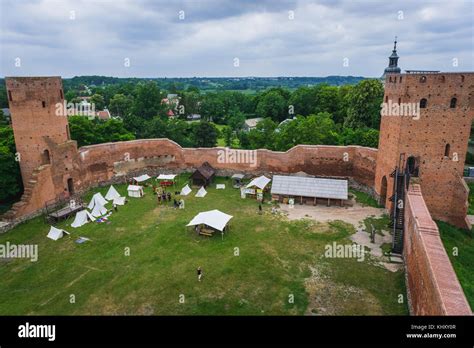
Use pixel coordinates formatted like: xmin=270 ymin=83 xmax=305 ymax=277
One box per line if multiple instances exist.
xmin=404 ymin=184 xmax=471 ymax=315
xmin=375 ymin=72 xmax=474 ymax=229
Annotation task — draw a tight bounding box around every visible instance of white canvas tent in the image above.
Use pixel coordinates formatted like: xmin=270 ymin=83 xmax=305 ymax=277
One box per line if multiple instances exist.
xmin=71 ymin=210 xmax=95 ymax=228
xmin=127 ymin=185 xmax=143 ymax=198
xmin=157 ymin=174 xmax=177 ymax=180
xmin=88 ymin=192 xmax=108 ymax=210
xmin=180 ymin=184 xmax=192 ymax=196
xmin=105 ymin=185 xmax=121 ymax=200
xmin=91 ymin=202 xmax=107 ymax=217
xmin=113 ymin=196 xmax=126 ymax=206
xmin=133 ymin=174 xmax=151 ymax=183
xmin=47 ymin=226 xmax=70 ymax=241
xmin=186 ymin=209 xmax=233 ymax=232
xmin=246 ymin=175 xmax=271 ymax=190
xmin=195 ymin=186 xmax=207 ymax=198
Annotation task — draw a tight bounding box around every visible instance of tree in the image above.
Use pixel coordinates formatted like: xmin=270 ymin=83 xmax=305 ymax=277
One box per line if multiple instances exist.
xmin=69 ymin=116 xmax=135 ymax=147
xmin=0 ymin=126 xmax=22 ymax=203
xmin=247 ymin=118 xmax=278 ymax=149
xmin=109 ymin=93 xmax=133 ymax=118
xmin=341 ymin=127 xmax=379 ymax=148
xmin=90 ymin=93 xmax=105 ymax=110
xmin=274 ymin=113 xmax=340 ymax=151
xmin=343 ymin=79 xmax=384 ymax=129
xmin=192 ymin=122 xmax=218 ymax=147
xmin=200 ymin=93 xmax=225 ymax=123
xmin=179 ymin=91 xmax=201 ymax=118
xmin=255 ymin=90 xmax=287 ymax=122
xmin=131 ymin=81 xmax=165 ymax=120
xmin=227 ymin=110 xmax=246 ymax=131
xmin=222 ymin=126 xmax=234 ymax=147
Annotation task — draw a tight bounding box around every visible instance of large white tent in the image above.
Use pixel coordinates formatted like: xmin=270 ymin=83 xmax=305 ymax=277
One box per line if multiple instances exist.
xmin=127 ymin=185 xmax=143 ymax=198
xmin=88 ymin=192 xmax=108 ymax=210
xmin=47 ymin=226 xmax=70 ymax=241
xmin=71 ymin=210 xmax=95 ymax=228
xmin=186 ymin=209 xmax=233 ymax=232
xmin=105 ymin=185 xmax=121 ymax=201
xmin=91 ymin=202 xmax=107 ymax=217
xmin=246 ymin=175 xmax=271 ymax=190
xmin=113 ymin=196 xmax=126 ymax=206
xmin=157 ymin=174 xmax=177 ymax=180
xmin=195 ymin=186 xmax=207 ymax=198
xmin=180 ymin=184 xmax=192 ymax=196
xmin=134 ymin=174 xmax=151 ymax=183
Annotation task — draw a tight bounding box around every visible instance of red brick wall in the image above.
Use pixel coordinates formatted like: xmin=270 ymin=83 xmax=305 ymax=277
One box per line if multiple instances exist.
xmin=75 ymin=140 xmax=378 ymax=189
xmin=404 ymin=184 xmax=471 ymax=315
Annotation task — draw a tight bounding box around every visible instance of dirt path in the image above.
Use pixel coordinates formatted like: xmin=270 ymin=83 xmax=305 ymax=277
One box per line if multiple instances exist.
xmin=279 ymin=201 xmax=385 ymax=226
xmin=278 ymin=201 xmax=403 ymax=272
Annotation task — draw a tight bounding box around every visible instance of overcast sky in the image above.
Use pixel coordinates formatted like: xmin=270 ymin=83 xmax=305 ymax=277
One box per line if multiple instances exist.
xmin=1 ymin=0 xmax=473 ymax=78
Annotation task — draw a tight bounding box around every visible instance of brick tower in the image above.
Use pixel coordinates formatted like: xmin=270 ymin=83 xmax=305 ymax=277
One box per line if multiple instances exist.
xmin=375 ymin=71 xmax=474 ymax=229
xmin=5 ymin=77 xmax=70 ymax=186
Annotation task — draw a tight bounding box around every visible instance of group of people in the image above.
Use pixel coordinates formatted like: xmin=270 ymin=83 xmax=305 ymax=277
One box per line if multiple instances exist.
xmin=156 ymin=190 xmax=172 ymax=204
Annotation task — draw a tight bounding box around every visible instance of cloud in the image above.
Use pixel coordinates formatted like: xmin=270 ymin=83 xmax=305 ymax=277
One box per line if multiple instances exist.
xmin=0 ymin=0 xmax=472 ymax=77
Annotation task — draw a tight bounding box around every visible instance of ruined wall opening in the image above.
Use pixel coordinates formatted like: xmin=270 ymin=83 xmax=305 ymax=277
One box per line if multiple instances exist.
xmin=407 ymin=156 xmax=419 ymax=177
xmin=420 ymin=98 xmax=427 ymax=108
xmin=41 ymin=149 xmax=50 ymax=165
xmin=67 ymin=178 xmax=74 ymax=195
xmin=380 ymin=176 xmax=387 ymax=207
xmin=444 ymin=144 xmax=450 ymax=157
xmin=450 ymin=97 xmax=457 ymax=108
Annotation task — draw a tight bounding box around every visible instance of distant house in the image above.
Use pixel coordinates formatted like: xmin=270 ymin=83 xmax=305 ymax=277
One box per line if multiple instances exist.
xmin=97 ymin=110 xmax=111 ymax=120
xmin=162 ymin=94 xmax=180 ymax=118
xmin=190 ymin=162 xmax=216 ymax=187
xmin=243 ymin=118 xmax=263 ymax=131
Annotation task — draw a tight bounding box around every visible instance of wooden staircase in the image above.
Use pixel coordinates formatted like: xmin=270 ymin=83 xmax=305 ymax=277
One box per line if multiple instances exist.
xmin=388 ymin=155 xmax=410 ymax=254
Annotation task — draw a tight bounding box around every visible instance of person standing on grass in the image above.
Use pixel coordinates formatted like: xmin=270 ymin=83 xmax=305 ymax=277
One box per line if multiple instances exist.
xmin=258 ymin=203 xmax=262 ymax=214
xmin=197 ymin=267 xmax=203 ymax=282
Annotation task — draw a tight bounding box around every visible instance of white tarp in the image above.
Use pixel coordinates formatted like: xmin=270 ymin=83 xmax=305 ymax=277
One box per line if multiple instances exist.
xmin=105 ymin=185 xmax=121 ymax=200
xmin=71 ymin=210 xmax=95 ymax=228
xmin=186 ymin=209 xmax=233 ymax=232
xmin=157 ymin=174 xmax=177 ymax=180
xmin=113 ymin=196 xmax=126 ymax=205
xmin=246 ymin=175 xmax=271 ymax=190
xmin=88 ymin=192 xmax=108 ymax=210
xmin=231 ymin=174 xmax=245 ymax=179
xmin=216 ymin=184 xmax=225 ymax=189
xmin=91 ymin=202 xmax=107 ymax=217
xmin=127 ymin=185 xmax=143 ymax=198
xmin=195 ymin=187 xmax=207 ymax=198
xmin=134 ymin=174 xmax=151 ymax=182
xmin=180 ymin=184 xmax=192 ymax=196
xmin=47 ymin=226 xmax=70 ymax=241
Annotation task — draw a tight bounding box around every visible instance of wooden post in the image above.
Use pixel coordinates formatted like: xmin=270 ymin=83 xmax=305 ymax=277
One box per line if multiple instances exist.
xmin=327 ymin=198 xmax=330 ymax=207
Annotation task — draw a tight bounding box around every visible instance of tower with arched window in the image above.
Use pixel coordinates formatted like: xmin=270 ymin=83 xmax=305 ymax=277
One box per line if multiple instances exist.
xmin=375 ymin=71 xmax=474 ymax=229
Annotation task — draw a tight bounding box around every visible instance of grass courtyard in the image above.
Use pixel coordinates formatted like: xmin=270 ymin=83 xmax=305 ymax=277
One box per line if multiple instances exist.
xmin=0 ymin=176 xmax=408 ymax=315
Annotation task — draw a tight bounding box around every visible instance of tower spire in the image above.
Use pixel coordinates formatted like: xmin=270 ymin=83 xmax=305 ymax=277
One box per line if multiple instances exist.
xmin=382 ymin=37 xmax=401 ymax=79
